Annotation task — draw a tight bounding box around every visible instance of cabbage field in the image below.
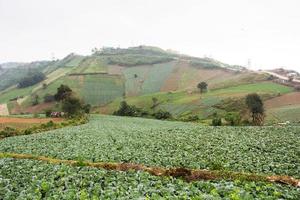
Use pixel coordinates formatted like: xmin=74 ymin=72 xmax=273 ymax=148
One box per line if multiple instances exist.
xmin=0 ymin=115 xmax=299 ymax=199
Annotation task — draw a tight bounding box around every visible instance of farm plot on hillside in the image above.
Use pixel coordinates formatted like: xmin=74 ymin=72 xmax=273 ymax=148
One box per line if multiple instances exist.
xmin=0 ymin=116 xmax=63 ymax=130
xmin=81 ymin=75 xmax=124 ymax=106
xmin=123 ymin=66 xmax=150 ymax=96
xmin=21 ymin=76 xmax=81 ymax=107
xmin=208 ymin=82 xmax=293 ymax=97
xmin=71 ymin=56 xmax=108 ymax=74
xmin=267 ymin=104 xmax=300 ymax=123
xmin=140 ymin=62 xmax=176 ymax=95
xmin=0 ymin=85 xmax=36 ymax=104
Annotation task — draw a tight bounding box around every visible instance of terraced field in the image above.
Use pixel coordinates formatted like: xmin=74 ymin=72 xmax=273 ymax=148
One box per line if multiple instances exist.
xmin=81 ymin=75 xmax=124 ymax=106
xmin=0 ymin=115 xmax=299 ymax=198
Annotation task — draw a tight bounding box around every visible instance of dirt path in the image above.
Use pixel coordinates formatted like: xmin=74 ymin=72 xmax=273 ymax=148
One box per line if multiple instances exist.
xmin=0 ymin=104 xmax=9 ymax=116
xmin=0 ymin=152 xmax=299 ymax=188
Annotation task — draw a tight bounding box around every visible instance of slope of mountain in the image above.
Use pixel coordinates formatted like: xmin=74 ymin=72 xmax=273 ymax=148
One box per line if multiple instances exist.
xmin=0 ymin=46 xmax=297 ymax=122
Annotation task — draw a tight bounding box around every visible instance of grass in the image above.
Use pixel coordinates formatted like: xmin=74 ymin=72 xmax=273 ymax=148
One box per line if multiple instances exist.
xmin=0 ymin=85 xmax=36 ymax=104
xmin=267 ymin=104 xmax=300 ymax=123
xmin=70 ymin=56 xmax=108 ymax=74
xmin=208 ymin=82 xmax=293 ymax=96
xmin=102 ymin=82 xmax=291 ymax=117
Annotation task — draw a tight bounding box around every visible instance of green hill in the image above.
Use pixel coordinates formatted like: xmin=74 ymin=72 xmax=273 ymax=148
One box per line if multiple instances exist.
xmin=0 ymin=46 xmax=297 ymax=122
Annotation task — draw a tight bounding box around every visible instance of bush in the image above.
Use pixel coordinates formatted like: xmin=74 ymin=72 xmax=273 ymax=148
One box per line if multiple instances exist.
xmin=212 ymin=117 xmax=222 ymax=126
xmin=45 ymin=109 xmax=52 ymax=117
xmin=224 ymin=112 xmax=241 ymax=126
xmin=0 ymin=127 xmax=19 ymax=138
xmin=83 ymin=104 xmax=91 ymax=114
xmin=153 ymin=109 xmax=172 ymax=120
xmin=180 ymin=115 xmax=199 ymax=122
xmin=113 ymin=101 xmax=144 ymax=117
xmin=212 ymin=113 xmax=222 ymax=126
xmin=33 ymin=113 xmax=40 ymax=118
xmin=44 ymin=94 xmax=55 ymax=103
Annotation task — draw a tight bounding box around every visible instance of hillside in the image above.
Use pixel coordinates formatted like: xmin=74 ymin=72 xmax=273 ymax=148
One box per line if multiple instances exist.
xmin=0 ymin=46 xmax=298 ymax=123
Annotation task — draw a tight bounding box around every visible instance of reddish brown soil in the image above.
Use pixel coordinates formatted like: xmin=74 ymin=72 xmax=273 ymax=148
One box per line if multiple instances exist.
xmin=10 ymin=101 xmax=22 ymax=115
xmin=24 ymin=102 xmax=56 ymax=114
xmin=0 ymin=117 xmax=63 ymax=124
xmin=108 ymin=65 xmax=124 ymax=75
xmin=161 ymin=61 xmax=189 ymax=92
xmin=265 ymin=92 xmax=300 ymax=109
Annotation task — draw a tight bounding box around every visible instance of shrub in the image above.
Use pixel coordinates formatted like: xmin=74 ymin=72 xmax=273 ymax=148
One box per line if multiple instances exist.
xmin=212 ymin=113 xmax=222 ymax=126
xmin=224 ymin=112 xmax=241 ymax=126
xmin=181 ymin=115 xmax=199 ymax=122
xmin=45 ymin=109 xmax=52 ymax=117
xmin=113 ymin=101 xmax=143 ymax=117
xmin=153 ymin=109 xmax=172 ymax=120
xmin=83 ymin=104 xmax=91 ymax=114
xmin=33 ymin=113 xmax=40 ymax=118
xmin=0 ymin=127 xmax=19 ymax=138
xmin=44 ymin=94 xmax=55 ymax=103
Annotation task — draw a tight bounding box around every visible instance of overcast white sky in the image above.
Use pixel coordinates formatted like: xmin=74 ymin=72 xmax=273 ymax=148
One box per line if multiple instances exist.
xmin=0 ymin=0 xmax=300 ymax=71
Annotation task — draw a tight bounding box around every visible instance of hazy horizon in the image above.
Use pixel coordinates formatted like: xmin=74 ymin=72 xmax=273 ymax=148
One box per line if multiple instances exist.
xmin=1 ymin=0 xmax=300 ymax=72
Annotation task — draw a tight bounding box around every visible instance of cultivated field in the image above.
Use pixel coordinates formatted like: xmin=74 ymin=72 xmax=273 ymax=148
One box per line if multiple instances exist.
xmin=0 ymin=115 xmax=299 ymax=199
xmin=0 ymin=116 xmax=63 ymax=130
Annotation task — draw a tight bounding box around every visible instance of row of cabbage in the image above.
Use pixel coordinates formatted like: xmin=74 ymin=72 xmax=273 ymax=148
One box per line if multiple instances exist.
xmin=0 ymin=115 xmax=299 ymax=178
xmin=0 ymin=158 xmax=299 ymax=199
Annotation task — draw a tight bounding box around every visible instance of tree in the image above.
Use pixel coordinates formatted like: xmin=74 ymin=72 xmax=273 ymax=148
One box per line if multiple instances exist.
xmin=197 ymin=82 xmax=208 ymax=93
xmin=44 ymin=94 xmax=55 ymax=103
xmin=245 ymin=93 xmax=264 ymax=125
xmin=62 ymin=95 xmax=83 ymax=117
xmin=54 ymin=85 xmax=72 ymax=101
